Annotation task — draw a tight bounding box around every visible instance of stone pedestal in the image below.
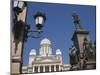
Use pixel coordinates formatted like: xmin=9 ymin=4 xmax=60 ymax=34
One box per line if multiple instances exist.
xmin=72 ymin=28 xmax=89 ymax=69
xmin=72 ymin=29 xmax=89 ymax=53
xmin=11 ymin=37 xmax=23 ymax=74
xmin=11 ymin=57 xmax=22 ymax=74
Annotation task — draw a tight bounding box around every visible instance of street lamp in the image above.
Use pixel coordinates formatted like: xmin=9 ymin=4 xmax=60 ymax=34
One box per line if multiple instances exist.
xmin=34 ymin=12 xmax=46 ymax=32
xmin=13 ymin=0 xmax=27 ymax=15
xmin=12 ymin=1 xmax=47 ymax=74
xmin=12 ymin=1 xmax=46 ymax=53
xmin=24 ymin=12 xmax=46 ymax=40
xmin=13 ymin=12 xmax=46 ymax=53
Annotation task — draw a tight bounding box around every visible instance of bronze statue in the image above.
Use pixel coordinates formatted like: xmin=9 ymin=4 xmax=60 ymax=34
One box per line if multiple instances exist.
xmin=69 ymin=45 xmax=78 ymax=65
xmin=72 ymin=13 xmax=82 ymax=29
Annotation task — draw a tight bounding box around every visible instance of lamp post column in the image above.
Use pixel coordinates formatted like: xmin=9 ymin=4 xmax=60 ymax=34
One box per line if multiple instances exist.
xmin=11 ymin=1 xmax=27 ymax=74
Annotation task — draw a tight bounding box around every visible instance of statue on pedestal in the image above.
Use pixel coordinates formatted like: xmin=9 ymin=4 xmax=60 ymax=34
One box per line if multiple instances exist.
xmin=72 ymin=13 xmax=82 ymax=30
xmin=83 ymin=38 xmax=95 ymax=61
xmin=69 ymin=45 xmax=78 ymax=66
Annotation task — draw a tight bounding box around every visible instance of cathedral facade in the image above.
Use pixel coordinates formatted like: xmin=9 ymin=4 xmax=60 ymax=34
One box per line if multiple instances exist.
xmin=22 ymin=38 xmax=71 ymax=73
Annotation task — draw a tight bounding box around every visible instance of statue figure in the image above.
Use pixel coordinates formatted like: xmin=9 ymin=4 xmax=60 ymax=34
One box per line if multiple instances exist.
xmin=69 ymin=45 xmax=78 ymax=66
xmin=93 ymin=41 xmax=96 ymax=60
xmin=72 ymin=13 xmax=82 ymax=29
xmin=83 ymin=38 xmax=89 ymax=61
xmin=83 ymin=38 xmax=95 ymax=61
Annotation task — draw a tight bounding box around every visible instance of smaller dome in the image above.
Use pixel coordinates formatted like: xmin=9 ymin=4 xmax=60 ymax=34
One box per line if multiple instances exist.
xmin=56 ymin=49 xmax=62 ymax=55
xmin=40 ymin=38 xmax=51 ymax=45
xmin=30 ymin=49 xmax=36 ymax=55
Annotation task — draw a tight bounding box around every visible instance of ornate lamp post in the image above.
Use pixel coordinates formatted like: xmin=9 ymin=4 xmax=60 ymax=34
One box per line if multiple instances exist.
xmin=34 ymin=12 xmax=46 ymax=32
xmin=25 ymin=12 xmax=46 ymax=39
xmin=24 ymin=12 xmax=46 ymax=39
xmin=13 ymin=11 xmax=46 ymax=53
xmin=11 ymin=1 xmax=46 ymax=74
xmin=13 ymin=1 xmax=27 ymax=15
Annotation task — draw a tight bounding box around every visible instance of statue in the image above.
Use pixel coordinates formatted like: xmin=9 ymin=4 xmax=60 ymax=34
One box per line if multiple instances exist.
xmin=83 ymin=38 xmax=95 ymax=61
xmin=83 ymin=38 xmax=89 ymax=61
xmin=72 ymin=13 xmax=82 ymax=29
xmin=69 ymin=45 xmax=78 ymax=66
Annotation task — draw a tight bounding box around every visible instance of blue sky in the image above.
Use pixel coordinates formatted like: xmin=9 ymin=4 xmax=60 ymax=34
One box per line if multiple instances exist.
xmin=22 ymin=1 xmax=96 ymax=65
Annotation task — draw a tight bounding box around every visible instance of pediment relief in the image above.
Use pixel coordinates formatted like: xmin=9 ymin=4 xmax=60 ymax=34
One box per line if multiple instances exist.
xmin=40 ymin=58 xmax=55 ymax=62
xmin=35 ymin=57 xmax=59 ymax=63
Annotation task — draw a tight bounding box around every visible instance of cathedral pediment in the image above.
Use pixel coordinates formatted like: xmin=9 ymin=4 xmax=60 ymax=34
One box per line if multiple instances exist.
xmin=39 ymin=58 xmax=56 ymax=62
xmin=33 ymin=56 xmax=60 ymax=64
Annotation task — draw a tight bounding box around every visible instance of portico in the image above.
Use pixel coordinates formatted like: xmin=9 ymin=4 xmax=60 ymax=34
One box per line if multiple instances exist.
xmin=33 ymin=64 xmax=62 ymax=73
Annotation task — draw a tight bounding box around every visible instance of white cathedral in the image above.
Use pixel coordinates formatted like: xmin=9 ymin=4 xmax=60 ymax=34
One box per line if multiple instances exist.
xmin=22 ymin=38 xmax=71 ymax=73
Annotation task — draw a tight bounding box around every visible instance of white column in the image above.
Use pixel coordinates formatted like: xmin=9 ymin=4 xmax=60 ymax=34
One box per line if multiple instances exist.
xmin=59 ymin=65 xmax=61 ymax=71
xmin=54 ymin=65 xmax=56 ymax=72
xmin=43 ymin=66 xmax=45 ymax=72
xmin=38 ymin=66 xmax=40 ymax=73
xmin=46 ymin=45 xmax=48 ymax=54
xmin=33 ymin=66 xmax=34 ymax=73
xmin=43 ymin=46 xmax=45 ymax=56
xmin=47 ymin=45 xmax=49 ymax=54
xmin=49 ymin=65 xmax=51 ymax=72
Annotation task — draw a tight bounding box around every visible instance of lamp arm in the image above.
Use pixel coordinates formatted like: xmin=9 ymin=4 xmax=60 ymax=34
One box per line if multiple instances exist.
xmin=23 ymin=24 xmax=44 ymax=42
xmin=27 ymin=32 xmax=41 ymax=38
xmin=27 ymin=29 xmax=43 ymax=33
xmin=25 ymin=28 xmax=43 ymax=38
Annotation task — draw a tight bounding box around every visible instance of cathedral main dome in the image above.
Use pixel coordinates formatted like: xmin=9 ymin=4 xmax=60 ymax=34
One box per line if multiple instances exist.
xmin=40 ymin=38 xmax=51 ymax=45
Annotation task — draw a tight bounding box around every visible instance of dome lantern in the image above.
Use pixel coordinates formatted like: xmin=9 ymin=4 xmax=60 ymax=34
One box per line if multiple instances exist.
xmin=40 ymin=38 xmax=51 ymax=45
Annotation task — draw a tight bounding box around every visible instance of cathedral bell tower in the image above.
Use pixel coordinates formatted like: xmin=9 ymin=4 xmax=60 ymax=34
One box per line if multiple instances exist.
xmin=29 ymin=49 xmax=36 ymax=65
xmin=56 ymin=49 xmax=62 ymax=63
